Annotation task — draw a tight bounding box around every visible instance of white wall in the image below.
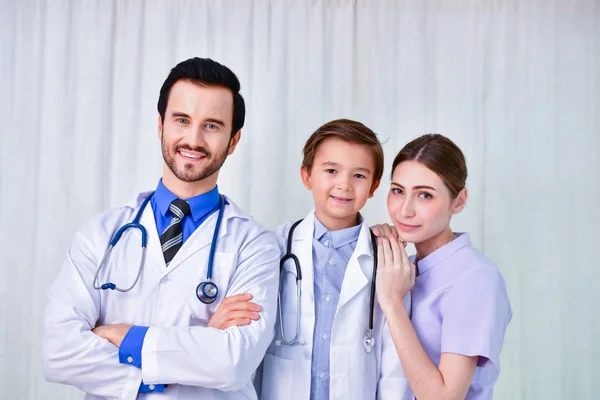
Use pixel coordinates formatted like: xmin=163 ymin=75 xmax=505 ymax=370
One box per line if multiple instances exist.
xmin=1 ymin=0 xmax=598 ymax=398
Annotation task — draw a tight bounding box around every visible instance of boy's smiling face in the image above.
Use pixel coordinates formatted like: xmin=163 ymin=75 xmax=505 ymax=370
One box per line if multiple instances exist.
xmin=301 ymin=137 xmax=380 ymax=231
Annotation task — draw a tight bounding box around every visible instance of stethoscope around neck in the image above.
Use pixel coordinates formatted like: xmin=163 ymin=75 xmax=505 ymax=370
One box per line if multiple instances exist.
xmin=278 ymin=219 xmax=379 ymax=353
xmin=92 ymin=191 xmax=226 ymax=304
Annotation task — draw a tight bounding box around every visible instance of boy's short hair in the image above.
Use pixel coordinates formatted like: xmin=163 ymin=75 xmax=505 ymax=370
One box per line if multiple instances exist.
xmin=301 ymin=119 xmax=384 ymax=183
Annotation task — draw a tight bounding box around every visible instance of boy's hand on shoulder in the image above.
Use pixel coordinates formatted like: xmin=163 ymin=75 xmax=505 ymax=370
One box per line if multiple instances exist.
xmin=370 ymin=223 xmax=405 ymax=245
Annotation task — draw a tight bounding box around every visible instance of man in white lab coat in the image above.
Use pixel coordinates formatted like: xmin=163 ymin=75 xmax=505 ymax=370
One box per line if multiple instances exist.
xmin=41 ymin=57 xmax=280 ymax=399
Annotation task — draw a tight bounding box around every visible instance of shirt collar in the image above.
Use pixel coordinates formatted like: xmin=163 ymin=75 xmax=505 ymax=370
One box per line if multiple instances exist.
xmin=416 ymin=232 xmax=471 ymax=275
xmin=154 ymin=179 xmax=221 ymax=222
xmin=313 ymin=214 xmax=364 ymax=249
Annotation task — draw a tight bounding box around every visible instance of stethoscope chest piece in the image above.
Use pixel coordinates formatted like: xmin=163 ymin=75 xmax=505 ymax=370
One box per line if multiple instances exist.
xmin=363 ymin=329 xmax=375 ymax=353
xmin=197 ymin=280 xmax=219 ymax=304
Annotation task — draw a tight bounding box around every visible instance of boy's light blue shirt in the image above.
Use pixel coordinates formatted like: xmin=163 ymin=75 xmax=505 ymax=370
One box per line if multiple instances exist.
xmin=310 ymin=215 xmax=362 ymax=400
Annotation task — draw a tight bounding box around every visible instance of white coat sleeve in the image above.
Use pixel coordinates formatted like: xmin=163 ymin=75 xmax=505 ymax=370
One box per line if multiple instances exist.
xmin=140 ymin=229 xmax=280 ymax=391
xmin=41 ymin=228 xmax=142 ymax=400
xmin=253 ymin=221 xmax=289 ymax=398
xmin=377 ymin=294 xmax=414 ymax=400
xmin=253 ymin=359 xmax=264 ymax=398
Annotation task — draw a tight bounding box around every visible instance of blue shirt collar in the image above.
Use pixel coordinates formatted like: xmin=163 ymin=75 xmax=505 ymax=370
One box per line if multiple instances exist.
xmin=154 ymin=179 xmax=221 ymax=222
xmin=313 ymin=214 xmax=363 ymax=249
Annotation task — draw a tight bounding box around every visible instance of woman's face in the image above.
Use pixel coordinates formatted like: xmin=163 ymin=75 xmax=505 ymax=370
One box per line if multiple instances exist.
xmin=387 ymin=160 xmax=465 ymax=244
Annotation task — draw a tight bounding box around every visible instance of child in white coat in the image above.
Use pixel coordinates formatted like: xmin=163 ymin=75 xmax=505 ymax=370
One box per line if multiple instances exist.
xmin=210 ymin=120 xmax=414 ymax=399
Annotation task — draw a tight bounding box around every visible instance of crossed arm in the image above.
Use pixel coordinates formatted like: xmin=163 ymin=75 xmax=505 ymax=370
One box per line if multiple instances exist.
xmin=94 ymin=293 xmax=263 ymax=345
xmin=42 ymin=228 xmax=278 ymax=397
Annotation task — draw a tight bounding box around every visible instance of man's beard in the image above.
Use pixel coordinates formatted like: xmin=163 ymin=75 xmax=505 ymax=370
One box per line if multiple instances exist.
xmin=162 ymin=133 xmax=230 ymax=183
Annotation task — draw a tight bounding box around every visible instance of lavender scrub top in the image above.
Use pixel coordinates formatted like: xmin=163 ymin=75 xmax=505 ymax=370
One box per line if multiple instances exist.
xmin=409 ymin=233 xmax=512 ymax=400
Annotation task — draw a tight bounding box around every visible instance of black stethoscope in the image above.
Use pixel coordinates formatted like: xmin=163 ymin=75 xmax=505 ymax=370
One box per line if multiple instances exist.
xmin=278 ymin=219 xmax=379 ymax=353
xmin=92 ymin=192 xmax=226 ymax=304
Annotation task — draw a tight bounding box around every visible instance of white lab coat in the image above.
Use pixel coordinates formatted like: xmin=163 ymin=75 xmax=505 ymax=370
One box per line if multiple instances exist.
xmin=41 ymin=191 xmax=280 ymax=400
xmin=259 ymin=211 xmax=413 ymax=400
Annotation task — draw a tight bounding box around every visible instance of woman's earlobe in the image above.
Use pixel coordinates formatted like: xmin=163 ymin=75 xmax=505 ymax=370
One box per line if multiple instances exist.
xmin=452 ymin=188 xmax=468 ymax=213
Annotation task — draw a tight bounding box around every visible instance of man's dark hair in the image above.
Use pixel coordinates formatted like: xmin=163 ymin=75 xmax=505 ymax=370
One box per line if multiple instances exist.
xmin=157 ymin=57 xmax=245 ymax=136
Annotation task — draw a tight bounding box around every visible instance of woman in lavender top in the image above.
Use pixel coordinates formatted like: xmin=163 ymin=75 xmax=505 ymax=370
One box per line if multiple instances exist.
xmin=373 ymin=134 xmax=512 ymax=400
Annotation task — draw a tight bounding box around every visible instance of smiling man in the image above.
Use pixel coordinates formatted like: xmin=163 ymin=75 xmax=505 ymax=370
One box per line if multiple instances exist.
xmin=41 ymin=58 xmax=280 ymax=399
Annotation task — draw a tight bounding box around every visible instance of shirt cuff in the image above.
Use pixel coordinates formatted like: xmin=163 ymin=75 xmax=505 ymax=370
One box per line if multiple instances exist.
xmin=139 ymin=382 xmax=166 ymax=393
xmin=119 ymin=325 xmax=149 ymax=369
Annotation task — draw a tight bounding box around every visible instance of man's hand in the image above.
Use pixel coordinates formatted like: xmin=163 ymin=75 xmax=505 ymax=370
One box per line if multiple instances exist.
xmin=208 ymin=293 xmax=262 ymax=330
xmin=92 ymin=324 xmax=133 ymax=347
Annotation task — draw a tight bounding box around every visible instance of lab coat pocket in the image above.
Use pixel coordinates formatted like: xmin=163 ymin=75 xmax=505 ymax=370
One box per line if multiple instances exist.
xmin=261 ymin=353 xmax=294 ymax=400
xmin=278 ymin=270 xmax=301 ymax=339
xmin=186 ymin=252 xmax=236 ymax=326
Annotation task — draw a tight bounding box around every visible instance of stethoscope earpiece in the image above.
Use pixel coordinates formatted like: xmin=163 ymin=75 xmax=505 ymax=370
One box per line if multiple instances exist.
xmin=196 ymin=281 xmax=219 ymax=304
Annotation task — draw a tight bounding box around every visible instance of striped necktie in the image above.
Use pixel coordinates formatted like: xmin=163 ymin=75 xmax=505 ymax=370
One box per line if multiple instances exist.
xmin=160 ymin=199 xmax=191 ymax=266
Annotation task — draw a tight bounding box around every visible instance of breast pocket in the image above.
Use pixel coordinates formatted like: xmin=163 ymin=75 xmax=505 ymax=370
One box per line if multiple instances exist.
xmin=180 ymin=252 xmax=236 ymax=326
xmin=260 ymin=353 xmax=294 ymax=400
xmin=277 ymin=268 xmax=301 ymax=341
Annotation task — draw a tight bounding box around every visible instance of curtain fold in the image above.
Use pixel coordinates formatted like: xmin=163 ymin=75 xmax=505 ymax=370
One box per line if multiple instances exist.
xmin=1 ymin=1 xmax=598 ymax=398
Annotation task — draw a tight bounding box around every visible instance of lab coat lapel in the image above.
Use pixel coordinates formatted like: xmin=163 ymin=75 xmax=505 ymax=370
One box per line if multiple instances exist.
xmin=337 ymin=224 xmax=373 ymax=311
xmin=137 ymin=193 xmax=167 ymax=272
xmin=165 ymin=197 xmax=231 ymax=274
xmin=133 ymin=193 xmax=230 ymax=275
xmin=294 ymin=212 xmax=316 ymax=320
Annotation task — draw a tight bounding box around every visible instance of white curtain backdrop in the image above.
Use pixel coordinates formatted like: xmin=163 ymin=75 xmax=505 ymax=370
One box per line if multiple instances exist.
xmin=1 ymin=0 xmax=598 ymax=399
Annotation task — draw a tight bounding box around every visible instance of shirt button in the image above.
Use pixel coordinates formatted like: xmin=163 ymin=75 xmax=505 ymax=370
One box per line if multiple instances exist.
xmin=323 ymin=240 xmax=331 ymax=247
xmin=126 ymin=356 xmax=133 ymax=363
xmin=324 ymin=295 xmax=331 ymax=302
xmin=328 ymin=259 xmax=334 ymax=265
xmin=275 ymin=340 xmax=282 ymax=346
xmin=322 ymin=333 xmax=329 ymax=340
xmin=320 ymin=372 xmax=326 ymax=379
xmin=148 ymin=384 xmax=155 ymax=391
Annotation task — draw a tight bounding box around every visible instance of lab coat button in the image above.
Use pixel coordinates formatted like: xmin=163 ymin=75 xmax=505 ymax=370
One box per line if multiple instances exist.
xmin=303 ymin=350 xmax=311 ymax=360
xmin=160 ymin=277 xmax=169 ymax=284
xmin=126 ymin=356 xmax=133 ymax=363
xmin=148 ymin=384 xmax=155 ymax=391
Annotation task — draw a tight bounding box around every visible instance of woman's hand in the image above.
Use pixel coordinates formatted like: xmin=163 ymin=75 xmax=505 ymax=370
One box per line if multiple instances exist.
xmin=375 ymin=235 xmax=416 ymax=311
